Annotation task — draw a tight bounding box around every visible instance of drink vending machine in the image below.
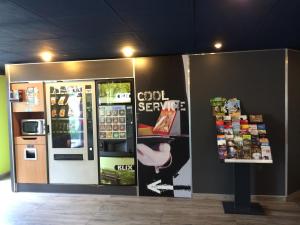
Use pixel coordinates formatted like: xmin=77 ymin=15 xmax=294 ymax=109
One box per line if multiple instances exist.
xmin=96 ymin=79 xmax=136 ymax=185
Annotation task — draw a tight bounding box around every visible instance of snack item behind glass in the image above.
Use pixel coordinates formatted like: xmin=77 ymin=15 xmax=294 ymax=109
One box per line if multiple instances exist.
xmin=106 ymin=132 xmax=112 ymax=139
xmin=113 ymin=125 xmax=119 ymax=131
xmin=99 ymin=125 xmax=105 ymax=131
xmin=51 ymin=107 xmax=57 ymax=117
xmin=100 ymin=132 xmax=106 ymax=139
xmin=58 ymin=96 xmax=66 ymax=105
xmin=119 ymin=125 xmax=126 ymax=131
xmin=106 ymin=117 xmax=112 ymax=123
xmin=106 ymin=125 xmax=112 ymax=131
xmin=119 ymin=109 xmax=126 ymax=116
xmin=112 ymin=109 xmax=117 ymax=116
xmin=106 ymin=109 xmax=112 ymax=116
xmin=99 ymin=117 xmax=105 ymax=124
xmin=113 ymin=132 xmax=120 ymax=139
xmin=59 ymin=107 xmax=66 ymax=117
xmin=119 ymin=117 xmax=125 ymax=123
xmin=119 ymin=132 xmax=126 ymax=139
xmin=50 ymin=97 xmax=56 ymax=105
xmin=99 ymin=108 xmax=105 ymax=116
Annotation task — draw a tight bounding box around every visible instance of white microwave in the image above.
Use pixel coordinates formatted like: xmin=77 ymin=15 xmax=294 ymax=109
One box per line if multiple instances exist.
xmin=21 ymin=119 xmax=45 ymax=136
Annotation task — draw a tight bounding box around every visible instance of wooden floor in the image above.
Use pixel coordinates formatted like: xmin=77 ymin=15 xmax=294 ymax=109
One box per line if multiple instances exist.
xmin=0 ymin=179 xmax=300 ymax=225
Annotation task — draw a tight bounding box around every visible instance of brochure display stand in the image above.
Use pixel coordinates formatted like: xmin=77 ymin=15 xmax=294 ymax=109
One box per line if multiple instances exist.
xmin=210 ymin=97 xmax=273 ymax=215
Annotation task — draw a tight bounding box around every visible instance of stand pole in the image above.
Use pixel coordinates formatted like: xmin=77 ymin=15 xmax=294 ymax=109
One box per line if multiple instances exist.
xmin=223 ymin=163 xmax=264 ymax=215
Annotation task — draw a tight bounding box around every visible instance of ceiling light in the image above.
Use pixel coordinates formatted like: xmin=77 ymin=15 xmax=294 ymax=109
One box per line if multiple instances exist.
xmin=121 ymin=46 xmax=135 ymax=57
xmin=40 ymin=51 xmax=54 ymax=62
xmin=214 ymin=42 xmax=223 ymax=49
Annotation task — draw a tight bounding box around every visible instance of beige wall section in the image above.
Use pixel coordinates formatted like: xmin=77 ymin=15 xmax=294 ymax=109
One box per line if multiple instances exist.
xmin=6 ymin=58 xmax=134 ymax=82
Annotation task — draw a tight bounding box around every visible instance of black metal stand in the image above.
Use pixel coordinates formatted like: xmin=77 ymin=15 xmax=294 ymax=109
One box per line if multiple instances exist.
xmin=223 ymin=164 xmax=264 ymax=215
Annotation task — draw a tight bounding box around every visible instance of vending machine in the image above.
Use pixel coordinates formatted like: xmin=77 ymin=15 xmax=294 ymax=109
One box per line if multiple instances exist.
xmin=46 ymin=81 xmax=98 ymax=184
xmin=96 ymin=79 xmax=136 ymax=185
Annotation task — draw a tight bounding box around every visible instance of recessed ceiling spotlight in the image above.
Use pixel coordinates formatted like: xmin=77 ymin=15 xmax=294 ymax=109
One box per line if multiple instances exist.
xmin=40 ymin=51 xmax=54 ymax=62
xmin=121 ymin=46 xmax=135 ymax=57
xmin=214 ymin=42 xmax=223 ymax=50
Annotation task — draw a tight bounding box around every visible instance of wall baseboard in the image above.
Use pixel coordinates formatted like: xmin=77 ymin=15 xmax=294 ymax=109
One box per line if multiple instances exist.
xmin=192 ymin=193 xmax=287 ymax=202
xmin=192 ymin=193 xmax=234 ymax=201
xmin=16 ymin=183 xmax=137 ymax=196
xmin=0 ymin=172 xmax=10 ymax=180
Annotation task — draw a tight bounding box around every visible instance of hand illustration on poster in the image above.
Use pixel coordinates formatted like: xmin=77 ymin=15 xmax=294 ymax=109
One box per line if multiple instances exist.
xmin=135 ymin=56 xmax=192 ymax=198
xmin=137 ymin=143 xmax=171 ymax=172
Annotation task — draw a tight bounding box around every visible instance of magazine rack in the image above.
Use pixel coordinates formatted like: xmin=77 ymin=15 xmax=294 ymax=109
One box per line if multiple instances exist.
xmin=222 ymin=163 xmax=264 ymax=215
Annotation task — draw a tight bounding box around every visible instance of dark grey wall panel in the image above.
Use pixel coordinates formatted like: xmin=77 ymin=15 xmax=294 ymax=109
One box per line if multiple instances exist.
xmin=7 ymin=59 xmax=133 ymax=82
xmin=287 ymin=50 xmax=300 ymax=195
xmin=190 ymin=50 xmax=286 ymax=195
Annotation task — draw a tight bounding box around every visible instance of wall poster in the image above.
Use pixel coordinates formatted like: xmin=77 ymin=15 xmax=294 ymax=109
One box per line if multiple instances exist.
xmin=135 ymin=56 xmax=192 ymax=197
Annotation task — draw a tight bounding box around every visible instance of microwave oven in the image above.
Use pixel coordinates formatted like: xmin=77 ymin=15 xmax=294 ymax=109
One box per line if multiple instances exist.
xmin=21 ymin=119 xmax=46 ymax=135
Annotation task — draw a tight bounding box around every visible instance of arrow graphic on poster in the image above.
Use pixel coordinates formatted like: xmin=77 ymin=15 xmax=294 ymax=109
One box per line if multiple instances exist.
xmin=147 ymin=179 xmax=191 ymax=194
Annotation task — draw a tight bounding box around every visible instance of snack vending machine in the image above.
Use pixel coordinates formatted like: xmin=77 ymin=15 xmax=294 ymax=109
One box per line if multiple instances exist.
xmin=46 ymin=81 xmax=98 ymax=184
xmin=96 ymin=79 xmax=136 ymax=185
